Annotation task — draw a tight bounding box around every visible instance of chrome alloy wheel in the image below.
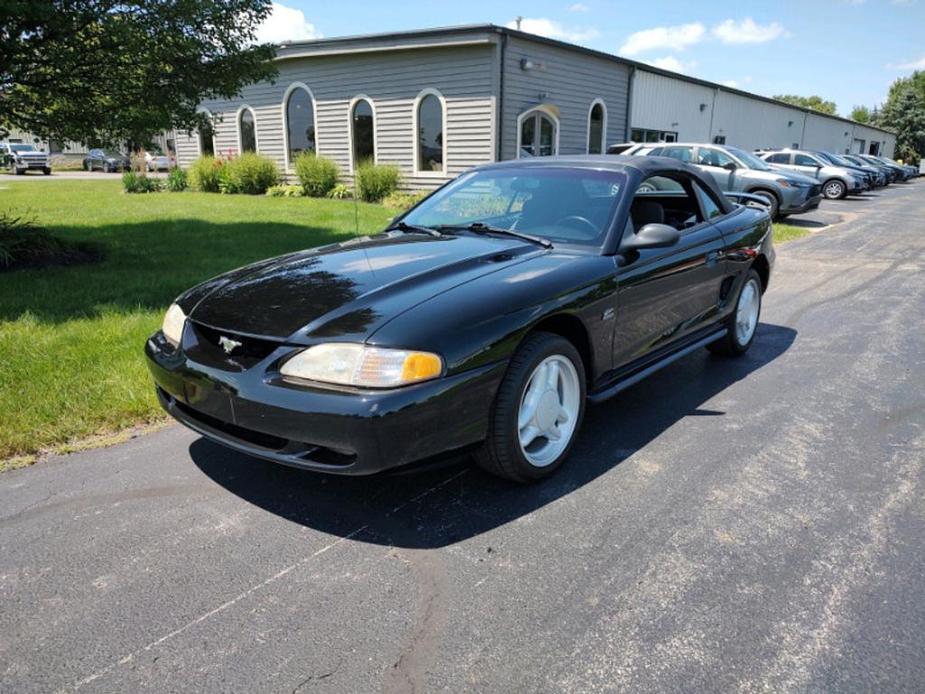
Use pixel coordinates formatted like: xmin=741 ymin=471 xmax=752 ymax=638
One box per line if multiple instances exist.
xmin=823 ymin=180 xmax=845 ymax=199
xmin=735 ymin=278 xmax=761 ymax=346
xmin=518 ymin=355 xmax=581 ymax=467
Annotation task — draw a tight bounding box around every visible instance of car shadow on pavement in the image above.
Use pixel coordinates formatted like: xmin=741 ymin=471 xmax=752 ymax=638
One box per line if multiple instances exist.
xmin=190 ymin=322 xmax=797 ymax=549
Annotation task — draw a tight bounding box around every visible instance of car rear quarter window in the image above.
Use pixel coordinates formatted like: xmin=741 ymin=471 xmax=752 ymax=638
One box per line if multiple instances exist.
xmin=765 ymin=153 xmax=790 ymax=164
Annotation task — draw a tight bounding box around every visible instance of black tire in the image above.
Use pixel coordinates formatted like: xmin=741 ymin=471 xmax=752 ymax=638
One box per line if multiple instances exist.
xmin=475 ymin=331 xmax=586 ymax=483
xmin=42 ymin=167 xmax=51 ymax=175
xmin=822 ymin=178 xmax=846 ymax=200
xmin=708 ymin=269 xmax=763 ymax=357
xmin=14 ymin=167 xmax=23 ymax=175
xmin=750 ymin=189 xmax=780 ymax=220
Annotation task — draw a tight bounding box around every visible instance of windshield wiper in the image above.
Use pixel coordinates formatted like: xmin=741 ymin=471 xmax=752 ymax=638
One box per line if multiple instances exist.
xmin=385 ymin=221 xmax=444 ymax=238
xmin=435 ymin=222 xmax=553 ymax=249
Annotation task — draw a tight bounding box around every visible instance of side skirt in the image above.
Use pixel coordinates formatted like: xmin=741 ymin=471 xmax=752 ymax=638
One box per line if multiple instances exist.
xmin=588 ymin=328 xmax=727 ymax=404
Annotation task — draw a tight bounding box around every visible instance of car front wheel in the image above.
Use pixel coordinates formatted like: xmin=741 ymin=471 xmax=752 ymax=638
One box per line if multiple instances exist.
xmin=475 ymin=332 xmax=586 ymax=483
xmin=822 ymin=179 xmax=846 ymax=199
xmin=750 ymin=190 xmax=779 ymax=220
xmin=708 ymin=269 xmax=762 ymax=357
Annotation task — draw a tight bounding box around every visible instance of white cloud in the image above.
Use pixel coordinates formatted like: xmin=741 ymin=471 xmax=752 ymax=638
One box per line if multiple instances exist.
xmin=721 ymin=75 xmax=753 ymax=88
xmin=506 ymin=17 xmax=599 ymax=42
xmin=619 ymin=22 xmax=706 ymax=55
xmin=646 ymin=56 xmax=698 ymax=74
xmin=712 ymin=18 xmax=788 ymax=44
xmin=568 ymin=2 xmax=590 ymax=11
xmin=255 ymin=2 xmax=322 ymax=44
xmin=892 ymin=54 xmax=925 ymax=69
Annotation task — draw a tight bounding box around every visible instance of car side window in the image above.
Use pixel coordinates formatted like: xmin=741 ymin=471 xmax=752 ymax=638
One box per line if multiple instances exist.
xmin=631 ymin=175 xmax=703 ymax=233
xmin=693 ymin=182 xmax=723 ymax=219
xmin=697 ymin=148 xmax=734 ymax=168
xmin=794 ymin=154 xmax=818 ymax=167
xmin=766 ymin=153 xmax=789 ymax=164
xmin=661 ymin=146 xmax=693 ymax=163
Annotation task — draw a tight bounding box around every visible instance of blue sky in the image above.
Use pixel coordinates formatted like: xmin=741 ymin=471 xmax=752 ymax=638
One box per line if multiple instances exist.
xmin=255 ymin=0 xmax=925 ymax=116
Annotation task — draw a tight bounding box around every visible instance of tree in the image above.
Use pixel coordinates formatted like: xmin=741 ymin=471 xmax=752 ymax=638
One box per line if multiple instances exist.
xmin=850 ymin=105 xmax=871 ymax=124
xmin=880 ymin=78 xmax=925 ymax=162
xmin=772 ymin=94 xmax=838 ymax=116
xmin=0 ymin=1 xmax=278 ymax=145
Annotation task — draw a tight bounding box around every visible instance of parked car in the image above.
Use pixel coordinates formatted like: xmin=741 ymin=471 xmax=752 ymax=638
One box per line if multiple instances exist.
xmin=144 ymin=150 xmax=173 ymax=171
xmin=757 ymin=149 xmax=866 ymax=199
xmin=0 ymin=143 xmax=51 ymax=175
xmin=842 ymin=154 xmax=893 ymax=184
xmin=146 ymin=156 xmax=774 ymax=483
xmin=873 ymin=155 xmax=918 ymax=180
xmin=616 ymin=142 xmax=821 ymax=220
xmin=82 ymin=149 xmax=131 ymax=172
xmin=814 ymin=151 xmax=885 ymax=188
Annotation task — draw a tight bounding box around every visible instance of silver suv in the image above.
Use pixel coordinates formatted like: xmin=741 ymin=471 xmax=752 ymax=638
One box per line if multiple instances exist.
xmin=757 ymin=149 xmax=865 ymax=199
xmin=0 ymin=142 xmax=51 ymax=175
xmin=620 ymin=142 xmax=822 ymax=220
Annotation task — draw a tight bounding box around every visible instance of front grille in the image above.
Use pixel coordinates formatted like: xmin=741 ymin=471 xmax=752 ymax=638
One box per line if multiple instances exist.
xmin=184 ymin=321 xmax=282 ymax=372
xmin=170 ymin=395 xmax=356 ymax=466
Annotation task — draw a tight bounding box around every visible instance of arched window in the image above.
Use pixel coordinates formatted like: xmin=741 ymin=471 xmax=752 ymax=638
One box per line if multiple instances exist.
xmin=285 ymin=85 xmax=316 ymax=164
xmin=415 ymin=90 xmax=445 ymax=173
xmin=351 ymin=98 xmax=375 ymax=167
xmin=198 ymin=111 xmax=215 ymax=157
xmin=587 ymin=100 xmax=606 ymax=154
xmin=238 ymin=107 xmax=256 ymax=153
xmin=518 ymin=108 xmax=558 ymax=158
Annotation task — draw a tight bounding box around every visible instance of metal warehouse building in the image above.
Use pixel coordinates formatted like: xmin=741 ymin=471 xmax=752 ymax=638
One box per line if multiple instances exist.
xmin=175 ymin=24 xmax=895 ymax=189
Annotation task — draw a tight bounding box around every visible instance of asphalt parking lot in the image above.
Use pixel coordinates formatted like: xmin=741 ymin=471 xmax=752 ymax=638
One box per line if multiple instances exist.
xmin=1 ymin=180 xmax=924 ymax=693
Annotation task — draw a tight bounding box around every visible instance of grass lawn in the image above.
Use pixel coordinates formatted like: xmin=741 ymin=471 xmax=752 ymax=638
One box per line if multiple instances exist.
xmin=0 ymin=180 xmax=392 ymax=465
xmin=0 ymin=179 xmax=813 ymax=467
xmin=772 ymin=223 xmax=811 ymax=244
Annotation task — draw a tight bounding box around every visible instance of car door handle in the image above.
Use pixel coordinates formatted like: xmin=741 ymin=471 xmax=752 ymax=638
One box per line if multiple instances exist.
xmin=706 ymin=250 xmax=722 ymax=265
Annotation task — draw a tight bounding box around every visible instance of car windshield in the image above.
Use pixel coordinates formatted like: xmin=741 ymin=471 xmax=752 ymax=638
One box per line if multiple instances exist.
xmin=9 ymin=144 xmax=37 ymax=152
xmin=822 ymin=152 xmax=852 ymax=167
xmin=400 ymin=167 xmax=627 ymax=247
xmin=103 ymin=150 xmax=122 ymax=157
xmin=725 ymin=147 xmax=772 ymax=171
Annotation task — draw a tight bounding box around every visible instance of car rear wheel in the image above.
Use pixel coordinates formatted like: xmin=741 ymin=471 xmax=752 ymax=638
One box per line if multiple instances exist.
xmin=708 ymin=269 xmax=762 ymax=357
xmin=475 ymin=332 xmax=586 ymax=483
xmin=822 ymin=179 xmax=846 ymax=199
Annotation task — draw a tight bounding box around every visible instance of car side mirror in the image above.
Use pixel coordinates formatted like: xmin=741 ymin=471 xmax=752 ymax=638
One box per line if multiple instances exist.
xmin=723 ymin=162 xmax=737 ymax=171
xmin=621 ymin=223 xmax=681 ymax=252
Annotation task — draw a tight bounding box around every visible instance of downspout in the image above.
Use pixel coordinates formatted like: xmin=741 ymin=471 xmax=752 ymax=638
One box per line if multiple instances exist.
xmin=708 ymin=87 xmax=718 ymax=142
xmin=496 ymin=31 xmax=507 ymax=162
xmin=624 ymin=65 xmax=636 ymax=141
xmin=800 ymin=112 xmax=807 ymax=148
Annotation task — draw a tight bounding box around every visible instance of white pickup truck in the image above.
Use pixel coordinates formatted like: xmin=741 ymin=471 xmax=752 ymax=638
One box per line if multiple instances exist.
xmin=0 ymin=142 xmax=51 ymax=175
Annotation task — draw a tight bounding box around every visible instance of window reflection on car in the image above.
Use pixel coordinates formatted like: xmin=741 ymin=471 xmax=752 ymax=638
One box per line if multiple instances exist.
xmin=401 ymin=168 xmax=626 ymax=247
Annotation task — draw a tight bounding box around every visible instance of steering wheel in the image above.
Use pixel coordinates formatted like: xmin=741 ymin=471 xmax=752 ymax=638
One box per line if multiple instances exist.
xmin=555 ymin=215 xmax=598 ymax=236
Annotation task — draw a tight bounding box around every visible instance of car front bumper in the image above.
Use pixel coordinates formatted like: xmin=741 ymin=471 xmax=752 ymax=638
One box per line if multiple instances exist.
xmin=145 ymin=331 xmax=506 ymax=475
xmin=780 ymin=191 xmax=822 ymax=215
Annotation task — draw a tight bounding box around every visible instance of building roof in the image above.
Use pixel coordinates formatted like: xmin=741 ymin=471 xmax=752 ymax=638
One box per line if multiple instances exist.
xmin=274 ymin=23 xmax=893 ymax=138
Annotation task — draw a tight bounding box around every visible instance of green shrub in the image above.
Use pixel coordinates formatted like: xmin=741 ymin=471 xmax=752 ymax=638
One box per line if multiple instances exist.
xmin=218 ymin=152 xmax=280 ymax=195
xmin=188 ymin=155 xmax=223 ymax=193
xmin=327 ymin=183 xmax=353 ymax=200
xmin=265 ymin=184 xmax=305 ymax=198
xmin=294 ymin=152 xmax=338 ymax=197
xmin=382 ymin=191 xmax=427 ymax=211
xmin=355 ymin=162 xmax=400 ymax=202
xmin=122 ymin=170 xmax=162 ymax=193
xmin=166 ymin=167 xmax=188 ymax=192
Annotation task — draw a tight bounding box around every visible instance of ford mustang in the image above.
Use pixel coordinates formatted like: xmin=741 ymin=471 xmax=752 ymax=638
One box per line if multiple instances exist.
xmin=146 ymin=156 xmax=774 ymax=482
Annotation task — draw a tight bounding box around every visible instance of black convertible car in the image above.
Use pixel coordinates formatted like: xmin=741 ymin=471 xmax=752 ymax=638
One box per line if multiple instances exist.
xmin=146 ymin=156 xmax=773 ymax=482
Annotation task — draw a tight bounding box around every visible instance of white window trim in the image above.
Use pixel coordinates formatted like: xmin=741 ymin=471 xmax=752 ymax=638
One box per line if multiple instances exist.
xmin=412 ymin=88 xmax=448 ymax=177
xmin=516 ymin=105 xmax=560 ymax=159
xmin=281 ymin=82 xmax=320 ymax=171
xmin=586 ymin=98 xmax=607 ymax=155
xmin=195 ymin=107 xmax=215 ymax=157
xmin=347 ymin=94 xmax=378 ymax=174
xmin=235 ymin=104 xmax=259 ymax=154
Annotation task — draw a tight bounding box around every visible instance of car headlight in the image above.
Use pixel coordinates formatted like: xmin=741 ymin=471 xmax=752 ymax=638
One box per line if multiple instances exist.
xmin=280 ymin=343 xmax=443 ymax=388
xmin=162 ymin=303 xmax=186 ymax=347
xmin=775 ymin=179 xmax=793 ymax=188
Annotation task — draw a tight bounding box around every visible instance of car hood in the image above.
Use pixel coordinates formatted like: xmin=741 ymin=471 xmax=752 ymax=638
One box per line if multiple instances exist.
xmin=184 ymin=232 xmax=542 ymax=343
